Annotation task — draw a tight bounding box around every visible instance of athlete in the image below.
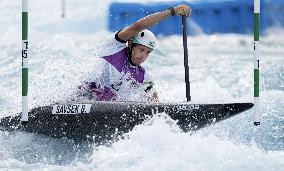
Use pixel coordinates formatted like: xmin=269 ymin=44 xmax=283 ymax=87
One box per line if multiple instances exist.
xmin=79 ymin=4 xmax=192 ymax=102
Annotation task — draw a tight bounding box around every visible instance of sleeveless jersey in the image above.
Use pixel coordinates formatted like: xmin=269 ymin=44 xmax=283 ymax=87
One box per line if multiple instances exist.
xmin=85 ymin=31 xmax=154 ymax=101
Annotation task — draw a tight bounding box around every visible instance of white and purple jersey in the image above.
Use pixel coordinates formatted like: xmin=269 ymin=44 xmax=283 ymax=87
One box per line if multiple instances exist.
xmin=85 ymin=31 xmax=154 ymax=101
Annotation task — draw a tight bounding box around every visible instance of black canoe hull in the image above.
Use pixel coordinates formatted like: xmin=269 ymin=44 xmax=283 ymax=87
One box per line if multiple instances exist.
xmin=0 ymin=101 xmax=253 ymax=142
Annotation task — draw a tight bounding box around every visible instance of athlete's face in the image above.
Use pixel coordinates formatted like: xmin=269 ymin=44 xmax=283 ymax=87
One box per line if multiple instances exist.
xmin=131 ymin=44 xmax=153 ymax=65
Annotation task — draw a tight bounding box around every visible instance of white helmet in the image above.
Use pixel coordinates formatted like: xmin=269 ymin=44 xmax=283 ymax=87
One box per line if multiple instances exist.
xmin=132 ymin=29 xmax=156 ymax=50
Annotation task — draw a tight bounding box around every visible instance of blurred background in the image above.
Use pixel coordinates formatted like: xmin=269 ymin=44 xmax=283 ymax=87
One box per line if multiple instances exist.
xmin=108 ymin=0 xmax=284 ymax=35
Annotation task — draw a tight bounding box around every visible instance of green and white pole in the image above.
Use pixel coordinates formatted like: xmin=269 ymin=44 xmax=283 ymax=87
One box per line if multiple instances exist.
xmin=254 ymin=0 xmax=260 ymax=126
xmin=22 ymin=0 xmax=28 ymax=124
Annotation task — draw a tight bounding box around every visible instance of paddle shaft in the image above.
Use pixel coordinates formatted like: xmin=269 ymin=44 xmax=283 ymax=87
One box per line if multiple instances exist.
xmin=182 ymin=15 xmax=191 ymax=102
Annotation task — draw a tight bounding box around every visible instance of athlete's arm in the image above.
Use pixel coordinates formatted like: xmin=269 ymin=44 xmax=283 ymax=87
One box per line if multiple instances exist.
xmin=117 ymin=4 xmax=192 ymax=41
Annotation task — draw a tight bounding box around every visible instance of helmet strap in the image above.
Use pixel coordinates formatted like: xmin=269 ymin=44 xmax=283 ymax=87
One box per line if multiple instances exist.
xmin=127 ymin=40 xmax=138 ymax=66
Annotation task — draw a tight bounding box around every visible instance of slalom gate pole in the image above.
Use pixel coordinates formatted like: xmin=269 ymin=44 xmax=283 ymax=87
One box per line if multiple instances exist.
xmin=254 ymin=0 xmax=260 ymax=126
xmin=62 ymin=0 xmax=65 ymax=18
xmin=22 ymin=0 xmax=28 ymax=124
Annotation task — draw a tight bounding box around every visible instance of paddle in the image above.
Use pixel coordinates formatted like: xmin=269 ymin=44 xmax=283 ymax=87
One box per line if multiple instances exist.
xmin=182 ymin=15 xmax=191 ymax=102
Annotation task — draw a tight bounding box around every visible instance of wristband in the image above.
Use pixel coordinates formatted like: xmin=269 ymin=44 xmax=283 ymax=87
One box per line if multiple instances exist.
xmin=168 ymin=7 xmax=175 ymax=16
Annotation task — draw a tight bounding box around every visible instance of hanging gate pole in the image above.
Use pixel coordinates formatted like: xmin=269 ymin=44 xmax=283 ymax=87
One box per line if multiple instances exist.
xmin=62 ymin=0 xmax=65 ymax=18
xmin=22 ymin=0 xmax=29 ymax=124
xmin=254 ymin=0 xmax=260 ymax=126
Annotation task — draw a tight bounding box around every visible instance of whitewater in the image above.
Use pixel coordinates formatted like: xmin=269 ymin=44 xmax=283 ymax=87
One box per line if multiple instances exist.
xmin=0 ymin=0 xmax=283 ymax=170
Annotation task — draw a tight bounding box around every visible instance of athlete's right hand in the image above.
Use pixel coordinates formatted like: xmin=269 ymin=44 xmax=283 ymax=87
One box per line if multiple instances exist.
xmin=174 ymin=4 xmax=192 ymax=17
